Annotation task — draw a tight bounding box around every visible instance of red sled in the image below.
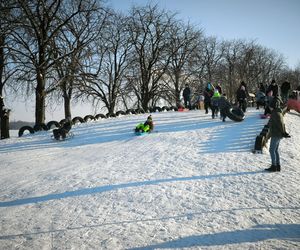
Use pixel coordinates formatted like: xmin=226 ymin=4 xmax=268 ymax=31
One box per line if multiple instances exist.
xmin=287 ymin=99 xmax=300 ymax=113
xmin=178 ymin=108 xmax=189 ymax=112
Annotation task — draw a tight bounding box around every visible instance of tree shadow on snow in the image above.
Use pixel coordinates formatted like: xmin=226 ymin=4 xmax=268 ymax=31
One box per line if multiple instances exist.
xmin=128 ymin=224 xmax=300 ymax=249
xmin=0 ymin=110 xmax=265 ymax=153
xmin=0 ymin=170 xmax=265 ymax=208
xmin=198 ymin=112 xmax=266 ymax=153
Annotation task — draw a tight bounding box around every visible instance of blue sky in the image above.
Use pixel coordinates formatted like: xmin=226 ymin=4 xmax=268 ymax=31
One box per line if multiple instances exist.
xmin=109 ymin=0 xmax=300 ymax=69
xmin=7 ymin=0 xmax=300 ymax=122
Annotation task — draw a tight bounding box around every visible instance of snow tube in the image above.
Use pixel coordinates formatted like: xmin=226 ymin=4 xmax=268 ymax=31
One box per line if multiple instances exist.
xmin=47 ymin=120 xmax=60 ymax=130
xmin=254 ymin=135 xmax=266 ymax=152
xmin=18 ymin=126 xmax=35 ymax=137
xmin=225 ymin=107 xmax=245 ymax=122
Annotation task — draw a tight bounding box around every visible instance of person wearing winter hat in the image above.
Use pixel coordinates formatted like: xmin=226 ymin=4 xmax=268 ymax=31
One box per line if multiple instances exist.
xmin=236 ymin=83 xmax=247 ymax=112
xmin=135 ymin=115 xmax=154 ymax=133
xmin=211 ymin=90 xmax=221 ymax=119
xmin=265 ymin=101 xmax=290 ymax=172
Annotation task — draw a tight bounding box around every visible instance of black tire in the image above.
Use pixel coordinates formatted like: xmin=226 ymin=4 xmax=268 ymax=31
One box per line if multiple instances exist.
xmin=126 ymin=109 xmax=136 ymax=115
xmin=169 ymin=106 xmax=178 ymax=111
xmin=47 ymin=120 xmax=60 ymax=130
xmin=135 ymin=108 xmax=145 ymax=114
xmin=18 ymin=126 xmax=35 ymax=137
xmin=106 ymin=113 xmax=116 ymax=118
xmin=162 ymin=106 xmax=170 ymax=112
xmin=225 ymin=107 xmax=245 ymax=122
xmin=152 ymin=106 xmax=162 ymax=112
xmin=72 ymin=116 xmax=85 ymax=124
xmin=95 ymin=113 xmax=107 ymax=119
xmin=116 ymin=110 xmax=126 ymax=116
xmin=84 ymin=115 xmax=95 ymax=122
xmin=59 ymin=119 xmax=68 ymax=126
xmin=33 ymin=123 xmax=48 ymax=132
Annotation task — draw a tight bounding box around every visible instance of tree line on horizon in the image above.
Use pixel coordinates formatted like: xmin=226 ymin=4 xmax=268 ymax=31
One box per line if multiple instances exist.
xmin=1 ymin=0 xmax=300 ymax=139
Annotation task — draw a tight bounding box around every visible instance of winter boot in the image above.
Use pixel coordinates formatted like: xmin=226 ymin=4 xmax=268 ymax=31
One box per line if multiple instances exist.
xmin=265 ymin=165 xmax=277 ymax=172
xmin=277 ymin=165 xmax=281 ymax=172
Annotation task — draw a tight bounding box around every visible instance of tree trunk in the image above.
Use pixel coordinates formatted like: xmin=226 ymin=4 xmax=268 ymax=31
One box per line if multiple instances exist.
xmin=63 ymin=95 xmax=72 ymax=119
xmin=35 ymin=73 xmax=46 ymax=124
xmin=0 ymin=104 xmax=10 ymax=140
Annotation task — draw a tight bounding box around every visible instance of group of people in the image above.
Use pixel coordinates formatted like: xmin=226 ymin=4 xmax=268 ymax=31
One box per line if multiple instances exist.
xmin=203 ymin=82 xmax=242 ymax=121
xmin=256 ymin=79 xmax=292 ymax=116
xmin=137 ymin=77 xmax=295 ymax=173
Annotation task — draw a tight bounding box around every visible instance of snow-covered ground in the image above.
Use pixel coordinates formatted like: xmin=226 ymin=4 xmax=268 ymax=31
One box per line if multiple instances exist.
xmin=1 ymin=108 xmax=299 ymax=249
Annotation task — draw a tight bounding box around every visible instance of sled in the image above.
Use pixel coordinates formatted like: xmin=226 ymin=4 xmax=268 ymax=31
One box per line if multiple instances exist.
xmin=287 ymin=99 xmax=300 ymax=113
xmin=178 ymin=108 xmax=189 ymax=112
xmin=135 ymin=131 xmax=149 ymax=136
xmin=51 ymin=131 xmax=74 ymax=141
xmin=225 ymin=107 xmax=245 ymax=122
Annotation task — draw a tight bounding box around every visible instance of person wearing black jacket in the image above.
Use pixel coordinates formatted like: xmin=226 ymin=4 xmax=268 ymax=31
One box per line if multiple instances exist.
xmin=203 ymin=83 xmax=214 ymax=114
xmin=236 ymin=84 xmax=247 ymax=112
xmin=183 ymin=84 xmax=191 ymax=109
xmin=265 ymin=98 xmax=290 ymax=172
xmin=280 ymin=81 xmax=291 ymax=103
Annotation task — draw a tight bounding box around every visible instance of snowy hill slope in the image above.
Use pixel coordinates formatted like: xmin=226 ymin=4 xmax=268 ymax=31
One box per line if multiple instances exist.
xmin=1 ymin=108 xmax=300 ymax=249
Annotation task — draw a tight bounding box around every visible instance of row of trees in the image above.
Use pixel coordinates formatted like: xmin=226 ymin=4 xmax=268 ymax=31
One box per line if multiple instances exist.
xmin=1 ymin=0 xmax=300 ymax=138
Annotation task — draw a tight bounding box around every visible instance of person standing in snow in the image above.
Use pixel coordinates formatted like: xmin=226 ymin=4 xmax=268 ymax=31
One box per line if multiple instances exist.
xmin=183 ymin=84 xmax=191 ymax=109
xmin=211 ymin=89 xmax=221 ymax=119
xmin=236 ymin=84 xmax=247 ymax=112
xmin=203 ymin=82 xmax=214 ymax=114
xmin=265 ymin=98 xmax=290 ymax=172
xmin=280 ymin=80 xmax=291 ymax=103
xmin=264 ymin=79 xmax=279 ymax=116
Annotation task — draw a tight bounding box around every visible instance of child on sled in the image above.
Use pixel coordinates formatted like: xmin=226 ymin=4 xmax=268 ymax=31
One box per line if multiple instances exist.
xmin=135 ymin=115 xmax=154 ymax=133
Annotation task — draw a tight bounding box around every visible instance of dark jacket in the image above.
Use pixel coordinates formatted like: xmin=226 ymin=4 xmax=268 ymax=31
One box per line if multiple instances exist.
xmin=281 ymin=81 xmax=291 ymax=94
xmin=183 ymin=87 xmax=191 ymax=100
xmin=236 ymin=88 xmax=247 ymax=100
xmin=218 ymin=96 xmax=231 ymax=110
xmin=266 ymin=83 xmax=279 ymax=97
xmin=269 ymin=108 xmax=286 ymax=138
xmin=203 ymin=87 xmax=213 ymax=103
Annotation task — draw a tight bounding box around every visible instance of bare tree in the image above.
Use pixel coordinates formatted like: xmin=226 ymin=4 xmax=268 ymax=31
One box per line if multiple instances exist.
xmin=163 ymin=21 xmax=202 ymax=106
xmin=0 ymin=0 xmax=18 ymax=139
xmin=127 ymin=4 xmax=175 ymax=110
xmin=79 ymin=11 xmax=133 ymax=114
xmin=51 ymin=0 xmax=108 ymax=119
xmin=9 ymin=0 xmax=85 ymax=124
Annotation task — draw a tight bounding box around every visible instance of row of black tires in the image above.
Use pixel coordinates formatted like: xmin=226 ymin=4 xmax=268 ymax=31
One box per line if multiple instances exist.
xmin=18 ymin=106 xmax=182 ymax=137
